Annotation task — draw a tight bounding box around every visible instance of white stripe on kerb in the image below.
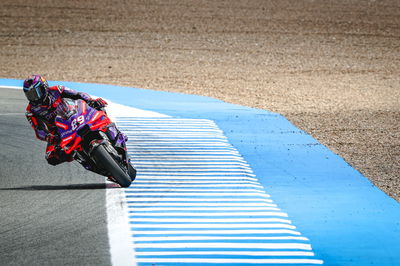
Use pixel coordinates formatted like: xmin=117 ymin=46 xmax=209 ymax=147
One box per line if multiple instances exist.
xmin=134 ymin=243 xmax=312 ymax=250
xmin=136 ymin=258 xmax=324 ymax=264
xmin=138 ymin=171 xmax=254 ymax=176
xmin=128 ymin=146 xmax=238 ymax=151
xmin=131 ymin=229 xmax=302 ymax=235
xmin=127 ymin=202 xmax=277 ymax=207
xmin=130 ymin=183 xmax=263 ymax=188
xmin=137 ymin=168 xmax=255 ymax=173
xmin=136 ymin=251 xmax=315 ymax=256
xmin=126 ymin=192 xmax=269 ymax=197
xmin=131 ymin=181 xmax=262 ymax=186
xmin=136 ymin=176 xmax=259 ymax=181
xmin=134 ymin=236 xmax=309 ymax=241
xmin=105 ymin=183 xmax=137 ymax=266
xmin=132 ymin=151 xmax=240 ymax=155
xmin=130 ymin=224 xmax=297 ymax=229
xmin=126 ymin=188 xmax=265 ymax=192
xmin=129 ymin=212 xmax=288 ymax=217
xmin=126 ymin=198 xmax=273 ymax=202
xmin=130 ymin=218 xmax=291 ymax=223
xmin=129 ymin=207 xmax=281 ymax=211
xmin=135 ymin=164 xmax=250 ymax=168
xmin=133 ymin=161 xmax=251 ymax=166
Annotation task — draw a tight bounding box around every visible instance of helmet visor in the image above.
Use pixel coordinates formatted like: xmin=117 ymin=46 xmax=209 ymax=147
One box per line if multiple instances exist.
xmin=24 ymin=86 xmax=44 ymax=102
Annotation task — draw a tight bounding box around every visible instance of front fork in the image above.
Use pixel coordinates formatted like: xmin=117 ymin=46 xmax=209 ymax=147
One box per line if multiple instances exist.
xmin=104 ymin=123 xmax=130 ymax=164
xmin=104 ymin=125 xmax=136 ymax=180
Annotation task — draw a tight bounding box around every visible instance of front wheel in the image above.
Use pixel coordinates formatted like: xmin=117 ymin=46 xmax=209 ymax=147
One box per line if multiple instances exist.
xmin=127 ymin=161 xmax=137 ymax=181
xmin=92 ymin=144 xmax=132 ymax=187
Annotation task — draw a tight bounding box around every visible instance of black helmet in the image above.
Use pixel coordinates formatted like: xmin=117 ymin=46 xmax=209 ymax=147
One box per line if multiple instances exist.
xmin=23 ymin=74 xmax=49 ymax=103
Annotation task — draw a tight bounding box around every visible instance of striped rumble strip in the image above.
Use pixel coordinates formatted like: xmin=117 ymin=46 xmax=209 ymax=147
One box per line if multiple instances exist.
xmin=115 ymin=117 xmax=323 ymax=265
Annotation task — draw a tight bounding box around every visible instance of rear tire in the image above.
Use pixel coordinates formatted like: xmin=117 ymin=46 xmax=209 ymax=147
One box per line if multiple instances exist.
xmin=92 ymin=144 xmax=132 ymax=187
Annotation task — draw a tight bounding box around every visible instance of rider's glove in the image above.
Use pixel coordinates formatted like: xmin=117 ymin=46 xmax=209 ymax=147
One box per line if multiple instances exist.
xmin=88 ymin=98 xmax=108 ymax=109
xmin=46 ymin=134 xmax=59 ymax=144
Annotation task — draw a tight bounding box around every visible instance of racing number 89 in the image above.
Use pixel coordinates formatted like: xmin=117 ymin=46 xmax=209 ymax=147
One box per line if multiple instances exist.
xmin=71 ymin=115 xmax=85 ymax=130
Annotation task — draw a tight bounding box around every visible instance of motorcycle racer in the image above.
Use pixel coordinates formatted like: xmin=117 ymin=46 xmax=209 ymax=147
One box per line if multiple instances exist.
xmin=23 ymin=74 xmax=108 ymax=166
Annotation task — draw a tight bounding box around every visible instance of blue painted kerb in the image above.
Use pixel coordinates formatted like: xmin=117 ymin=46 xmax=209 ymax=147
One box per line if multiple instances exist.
xmin=3 ymin=78 xmax=400 ymax=266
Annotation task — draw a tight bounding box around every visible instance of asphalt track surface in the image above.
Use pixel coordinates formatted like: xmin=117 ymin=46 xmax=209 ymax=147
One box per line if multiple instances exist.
xmin=0 ymin=88 xmax=110 ymax=265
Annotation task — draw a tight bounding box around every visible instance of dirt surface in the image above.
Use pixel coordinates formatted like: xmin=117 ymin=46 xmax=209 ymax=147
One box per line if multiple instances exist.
xmin=1 ymin=0 xmax=399 ymax=200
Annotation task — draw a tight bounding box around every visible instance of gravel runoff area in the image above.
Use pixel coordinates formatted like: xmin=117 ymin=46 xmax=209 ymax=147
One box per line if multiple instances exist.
xmin=1 ymin=0 xmax=399 ymax=200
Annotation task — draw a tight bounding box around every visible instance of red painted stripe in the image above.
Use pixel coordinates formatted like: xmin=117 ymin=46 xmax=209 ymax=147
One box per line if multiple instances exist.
xmin=31 ymin=116 xmax=38 ymax=126
xmin=60 ymin=133 xmax=76 ymax=148
xmin=88 ymin=111 xmax=103 ymax=124
xmin=64 ymin=136 xmax=82 ymax=154
xmin=55 ymin=121 xmax=69 ymax=130
xmin=52 ymin=97 xmax=62 ymax=108
xmin=81 ymin=101 xmax=87 ymax=114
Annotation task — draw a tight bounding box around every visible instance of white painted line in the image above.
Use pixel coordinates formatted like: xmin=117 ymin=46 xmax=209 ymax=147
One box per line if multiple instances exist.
xmin=128 ymin=206 xmax=280 ymax=211
xmin=130 ymin=212 xmax=288 ymax=217
xmin=0 ymin=113 xmax=25 ymax=115
xmin=117 ymin=119 xmax=214 ymax=122
xmin=136 ymin=176 xmax=259 ymax=181
xmin=134 ymin=158 xmax=246 ymax=162
xmin=131 ymin=181 xmax=262 ymax=186
xmin=128 ymin=142 xmax=232 ymax=146
xmin=138 ymin=172 xmax=255 ymax=176
xmin=124 ymin=137 xmax=231 ymax=141
xmin=130 ymin=223 xmax=296 ymax=229
xmin=129 ymin=148 xmax=238 ymax=151
xmin=129 ymin=218 xmax=291 ymax=223
xmin=126 ymin=198 xmax=273 ymax=202
xmin=123 ymin=129 xmax=225 ymax=132
xmin=138 ymin=174 xmax=256 ymax=178
xmin=120 ymin=122 xmax=218 ymax=125
xmin=123 ymin=128 xmax=221 ymax=131
xmin=0 ymin=85 xmax=23 ymax=90
xmin=106 ymin=184 xmax=137 ymax=266
xmin=134 ymin=243 xmax=311 ymax=250
xmin=126 ymin=192 xmax=270 ymax=198
xmin=136 ymin=251 xmax=315 ymax=256
xmin=128 ymin=207 xmax=281 ymax=211
xmin=136 ymin=174 xmax=256 ymax=178
xmin=133 ymin=161 xmax=251 ymax=167
xmin=130 ymin=146 xmax=236 ymax=150
xmin=131 ymin=151 xmax=240 ymax=155
xmin=126 ymin=188 xmax=265 ymax=192
xmin=134 ymin=236 xmax=309 ymax=241
xmin=131 ymin=229 xmax=301 ymax=235
xmin=133 ymin=155 xmax=244 ymax=159
xmin=136 ymin=258 xmax=323 ymax=264
xmin=130 ymin=147 xmax=235 ymax=150
xmin=117 ymin=119 xmax=215 ymax=122
xmin=136 ymin=168 xmax=255 ymax=173
xmin=128 ymin=136 xmax=228 ymax=140
xmin=127 ymin=202 xmax=277 ymax=207
xmin=136 ymin=167 xmax=252 ymax=170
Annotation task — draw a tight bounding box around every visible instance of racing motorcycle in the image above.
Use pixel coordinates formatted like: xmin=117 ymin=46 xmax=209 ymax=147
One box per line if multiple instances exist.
xmin=54 ymin=98 xmax=136 ymax=187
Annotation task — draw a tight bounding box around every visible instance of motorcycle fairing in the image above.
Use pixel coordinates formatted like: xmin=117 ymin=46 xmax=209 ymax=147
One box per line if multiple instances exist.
xmin=55 ymin=99 xmax=111 ymax=154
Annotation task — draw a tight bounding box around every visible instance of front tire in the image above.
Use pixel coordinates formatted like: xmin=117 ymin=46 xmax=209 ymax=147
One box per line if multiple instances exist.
xmin=92 ymin=144 xmax=132 ymax=187
xmin=127 ymin=162 xmax=137 ymax=181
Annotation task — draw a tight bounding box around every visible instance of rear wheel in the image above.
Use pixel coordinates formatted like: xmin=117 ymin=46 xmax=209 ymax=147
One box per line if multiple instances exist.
xmin=92 ymin=144 xmax=132 ymax=187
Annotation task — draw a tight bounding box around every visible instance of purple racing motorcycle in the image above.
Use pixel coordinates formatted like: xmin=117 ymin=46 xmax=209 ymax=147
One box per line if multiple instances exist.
xmin=55 ymin=98 xmax=136 ymax=187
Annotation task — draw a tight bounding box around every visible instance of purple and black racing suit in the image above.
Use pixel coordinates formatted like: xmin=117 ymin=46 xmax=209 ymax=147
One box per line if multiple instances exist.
xmin=25 ymin=85 xmax=96 ymax=165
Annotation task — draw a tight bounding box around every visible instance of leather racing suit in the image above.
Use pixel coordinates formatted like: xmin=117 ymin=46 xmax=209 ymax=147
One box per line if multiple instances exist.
xmin=25 ymin=85 xmax=96 ymax=165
